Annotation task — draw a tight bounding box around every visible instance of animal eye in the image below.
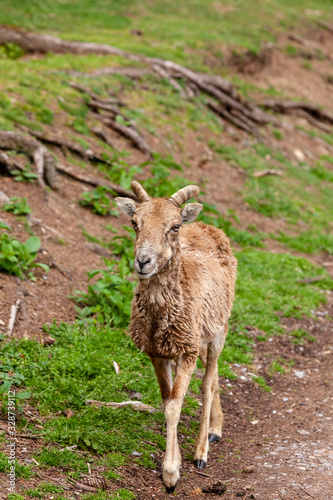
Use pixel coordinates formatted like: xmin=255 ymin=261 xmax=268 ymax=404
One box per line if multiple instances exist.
xmin=171 ymin=224 xmax=181 ymax=232
xmin=131 ymin=220 xmax=138 ymax=229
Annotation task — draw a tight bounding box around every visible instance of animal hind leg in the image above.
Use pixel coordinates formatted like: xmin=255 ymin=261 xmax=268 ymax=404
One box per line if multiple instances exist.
xmin=208 ymin=368 xmax=223 ymax=442
xmin=199 ymin=345 xmax=223 ymax=442
xmin=193 ymin=338 xmax=224 ymax=468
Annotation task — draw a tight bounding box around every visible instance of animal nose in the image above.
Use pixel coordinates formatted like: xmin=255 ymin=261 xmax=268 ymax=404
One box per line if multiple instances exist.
xmin=137 ymin=255 xmax=151 ymax=270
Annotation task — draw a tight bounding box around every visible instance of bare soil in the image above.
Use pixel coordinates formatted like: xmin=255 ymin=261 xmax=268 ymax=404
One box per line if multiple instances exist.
xmin=0 ymin=26 xmax=333 ymax=500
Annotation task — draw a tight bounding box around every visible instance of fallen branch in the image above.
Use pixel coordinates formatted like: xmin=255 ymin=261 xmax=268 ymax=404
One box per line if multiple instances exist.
xmin=74 ymin=482 xmax=97 ymax=493
xmin=56 ymin=163 xmax=136 ymax=199
xmin=85 ymin=399 xmax=157 ymax=413
xmin=7 ymin=299 xmax=22 ymax=336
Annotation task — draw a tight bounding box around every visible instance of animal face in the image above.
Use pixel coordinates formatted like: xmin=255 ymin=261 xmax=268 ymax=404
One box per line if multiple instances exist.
xmin=115 ymin=182 xmax=203 ymax=279
xmin=131 ymin=198 xmax=182 ymax=278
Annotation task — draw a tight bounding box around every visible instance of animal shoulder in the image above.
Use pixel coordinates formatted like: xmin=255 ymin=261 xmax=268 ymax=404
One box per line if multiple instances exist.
xmin=180 ymin=221 xmax=233 ymax=262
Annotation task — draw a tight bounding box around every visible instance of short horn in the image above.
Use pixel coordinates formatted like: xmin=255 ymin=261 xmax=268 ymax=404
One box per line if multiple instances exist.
xmin=131 ymin=181 xmax=150 ymax=203
xmin=169 ymin=185 xmax=200 ymax=207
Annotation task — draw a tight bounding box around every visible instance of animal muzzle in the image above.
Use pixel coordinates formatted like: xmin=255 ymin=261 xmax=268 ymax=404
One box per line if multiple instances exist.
xmin=134 ymin=249 xmax=157 ymax=279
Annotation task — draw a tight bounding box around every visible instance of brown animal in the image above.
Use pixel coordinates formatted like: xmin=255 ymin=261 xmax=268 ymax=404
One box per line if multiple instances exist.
xmin=115 ymin=181 xmax=237 ymax=493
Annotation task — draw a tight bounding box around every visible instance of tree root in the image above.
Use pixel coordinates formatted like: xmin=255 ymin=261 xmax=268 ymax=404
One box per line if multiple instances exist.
xmin=0 ymin=131 xmax=59 ymax=191
xmin=28 ymin=129 xmax=113 ymax=165
xmin=0 ymin=26 xmax=283 ymax=137
xmin=101 ymin=117 xmax=152 ymax=157
xmin=69 ymin=83 xmax=152 ymax=157
xmin=55 ymin=163 xmax=136 ymax=199
xmin=287 ymin=33 xmax=332 ymax=61
xmin=259 ymin=99 xmax=333 ymax=129
xmin=1 ymin=25 xmax=332 ymax=142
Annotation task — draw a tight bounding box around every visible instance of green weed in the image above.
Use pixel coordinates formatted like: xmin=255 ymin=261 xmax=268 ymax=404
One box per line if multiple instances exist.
xmin=290 ymin=328 xmax=316 ymax=345
xmin=252 ymin=376 xmax=272 ymax=392
xmin=2 ymin=197 xmax=31 ymax=216
xmin=25 ymin=483 xmax=64 ymax=498
xmin=73 ymin=257 xmax=135 ymax=327
xmin=10 ymin=166 xmax=38 ymax=183
xmin=0 ymin=43 xmax=24 ymax=60
xmin=0 ymin=228 xmax=49 ymax=280
xmin=0 ymin=451 xmax=33 ymax=478
xmin=79 ymin=186 xmax=117 ymax=216
xmin=275 ymin=230 xmax=333 ymax=254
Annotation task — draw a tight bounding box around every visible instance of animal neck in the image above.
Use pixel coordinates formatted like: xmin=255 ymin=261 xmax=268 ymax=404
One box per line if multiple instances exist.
xmin=139 ymin=248 xmax=183 ymax=306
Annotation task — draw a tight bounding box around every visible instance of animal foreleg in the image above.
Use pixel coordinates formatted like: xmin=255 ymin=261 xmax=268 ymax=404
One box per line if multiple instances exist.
xmin=163 ymin=355 xmax=196 ymax=493
xmin=150 ymin=357 xmax=172 ymax=410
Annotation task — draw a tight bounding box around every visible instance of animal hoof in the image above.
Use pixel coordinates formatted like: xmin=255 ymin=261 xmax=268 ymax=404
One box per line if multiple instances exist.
xmin=166 ymin=484 xmax=177 ymax=494
xmin=193 ymin=459 xmax=207 ymax=469
xmin=208 ymin=433 xmax=221 ymax=443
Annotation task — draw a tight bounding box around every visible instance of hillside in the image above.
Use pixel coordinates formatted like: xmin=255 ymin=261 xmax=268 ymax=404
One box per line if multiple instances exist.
xmin=0 ymin=2 xmax=333 ymax=499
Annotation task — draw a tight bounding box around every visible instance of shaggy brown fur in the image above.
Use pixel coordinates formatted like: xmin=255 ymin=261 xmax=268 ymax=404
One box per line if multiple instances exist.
xmin=115 ymin=182 xmax=237 ymax=493
xmin=130 ymin=220 xmax=236 ymax=358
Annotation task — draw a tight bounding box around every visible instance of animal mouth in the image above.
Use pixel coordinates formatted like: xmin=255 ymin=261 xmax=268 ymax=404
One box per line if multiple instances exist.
xmin=136 ymin=266 xmax=157 ymax=279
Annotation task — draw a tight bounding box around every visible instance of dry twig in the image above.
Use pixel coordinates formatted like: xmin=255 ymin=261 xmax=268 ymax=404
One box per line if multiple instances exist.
xmin=7 ymin=299 xmax=22 ymax=336
xmin=85 ymin=399 xmax=157 ymax=413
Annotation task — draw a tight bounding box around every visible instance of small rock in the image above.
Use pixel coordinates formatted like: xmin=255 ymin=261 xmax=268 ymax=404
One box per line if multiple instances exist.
xmin=294 ymin=149 xmax=305 ymax=162
xmin=251 ymin=420 xmax=259 ymax=425
xmin=242 ymin=465 xmax=255 ymax=473
xmin=129 ymin=391 xmax=142 ymax=400
xmin=297 ymin=429 xmax=310 ymax=436
xmin=132 ymin=451 xmax=142 ymax=456
xmin=0 ymin=191 xmax=9 ymax=206
xmin=294 ymin=370 xmax=306 ymax=379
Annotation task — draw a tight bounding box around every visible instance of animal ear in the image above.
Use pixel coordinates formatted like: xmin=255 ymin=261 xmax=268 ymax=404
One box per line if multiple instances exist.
xmin=181 ymin=203 xmax=203 ymax=222
xmin=114 ymin=197 xmax=138 ymax=217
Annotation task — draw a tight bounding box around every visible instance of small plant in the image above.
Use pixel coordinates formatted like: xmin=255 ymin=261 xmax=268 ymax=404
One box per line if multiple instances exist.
xmin=290 ymin=328 xmax=316 ymax=345
xmin=73 ymin=257 xmax=136 ymax=327
xmin=252 ymin=375 xmax=272 ymax=392
xmin=0 ymin=451 xmax=33 ymax=478
xmin=0 ymin=43 xmax=24 ymax=60
xmin=11 ymin=166 xmax=38 ymax=183
xmin=79 ymin=186 xmax=116 ymax=215
xmin=0 ymin=226 xmax=49 ymax=279
xmin=2 ymin=197 xmax=31 ymax=216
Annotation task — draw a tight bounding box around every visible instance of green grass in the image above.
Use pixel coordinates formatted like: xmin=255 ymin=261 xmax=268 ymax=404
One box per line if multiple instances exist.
xmin=211 ymin=142 xmax=333 ymax=254
xmin=2 ymin=0 xmax=333 ymax=66
xmin=0 ymin=451 xmax=33 ymax=478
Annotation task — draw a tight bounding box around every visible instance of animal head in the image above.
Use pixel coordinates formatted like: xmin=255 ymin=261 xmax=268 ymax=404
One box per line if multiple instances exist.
xmin=115 ymin=181 xmax=203 ymax=279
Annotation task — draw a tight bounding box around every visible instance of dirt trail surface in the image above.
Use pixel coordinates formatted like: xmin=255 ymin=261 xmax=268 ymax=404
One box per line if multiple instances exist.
xmin=0 ymin=20 xmax=333 ymax=500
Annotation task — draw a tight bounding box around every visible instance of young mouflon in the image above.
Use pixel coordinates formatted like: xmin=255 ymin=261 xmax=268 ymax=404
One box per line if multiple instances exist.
xmin=115 ymin=181 xmax=237 ymax=493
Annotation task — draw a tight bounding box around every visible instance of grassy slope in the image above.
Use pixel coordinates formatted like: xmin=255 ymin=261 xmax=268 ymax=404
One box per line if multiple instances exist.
xmin=1 ymin=1 xmax=333 ymax=498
